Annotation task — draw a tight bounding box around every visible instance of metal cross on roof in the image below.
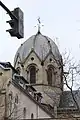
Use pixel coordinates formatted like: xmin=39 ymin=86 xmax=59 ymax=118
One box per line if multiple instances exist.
xmin=37 ymin=17 xmax=41 ymax=33
xmin=35 ymin=17 xmax=44 ymax=33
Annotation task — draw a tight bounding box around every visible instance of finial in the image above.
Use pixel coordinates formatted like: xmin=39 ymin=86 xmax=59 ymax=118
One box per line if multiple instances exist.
xmin=37 ymin=17 xmax=41 ymax=33
xmin=35 ymin=17 xmax=44 ymax=33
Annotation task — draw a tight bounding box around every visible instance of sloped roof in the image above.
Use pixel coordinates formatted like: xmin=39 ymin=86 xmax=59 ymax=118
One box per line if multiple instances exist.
xmin=59 ymin=91 xmax=80 ymax=108
xmin=14 ymin=32 xmax=61 ymax=66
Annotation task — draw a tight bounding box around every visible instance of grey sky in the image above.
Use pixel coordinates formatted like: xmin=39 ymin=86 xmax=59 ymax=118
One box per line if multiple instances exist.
xmin=0 ymin=0 xmax=80 ymax=65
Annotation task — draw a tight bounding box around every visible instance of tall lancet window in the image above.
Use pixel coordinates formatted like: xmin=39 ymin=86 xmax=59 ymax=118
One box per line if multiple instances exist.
xmin=47 ymin=66 xmax=55 ymax=85
xmin=30 ymin=66 xmax=36 ymax=84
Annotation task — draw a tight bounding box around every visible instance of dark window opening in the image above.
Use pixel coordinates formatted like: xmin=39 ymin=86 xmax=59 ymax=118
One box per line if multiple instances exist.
xmin=47 ymin=67 xmax=53 ymax=85
xmin=41 ymin=61 xmax=44 ymax=66
xmin=31 ymin=113 xmax=34 ymax=119
xmin=31 ymin=57 xmax=34 ymax=61
xmin=50 ymin=58 xmax=52 ymax=62
xmin=23 ymin=107 xmax=26 ymax=118
xmin=15 ymin=94 xmax=18 ymax=104
xmin=30 ymin=66 xmax=36 ymax=84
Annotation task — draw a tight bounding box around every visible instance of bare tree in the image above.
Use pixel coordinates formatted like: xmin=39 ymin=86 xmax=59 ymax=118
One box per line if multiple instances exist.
xmin=62 ymin=50 xmax=80 ymax=110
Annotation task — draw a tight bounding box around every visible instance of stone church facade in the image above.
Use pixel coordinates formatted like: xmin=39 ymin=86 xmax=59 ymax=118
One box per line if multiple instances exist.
xmin=0 ymin=30 xmax=80 ymax=119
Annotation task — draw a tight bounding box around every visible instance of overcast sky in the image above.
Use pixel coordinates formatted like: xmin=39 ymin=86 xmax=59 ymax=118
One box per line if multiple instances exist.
xmin=0 ymin=0 xmax=80 ymax=65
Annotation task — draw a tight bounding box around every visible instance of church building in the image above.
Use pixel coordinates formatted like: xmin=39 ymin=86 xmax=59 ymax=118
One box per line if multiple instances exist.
xmin=0 ymin=23 xmax=80 ymax=120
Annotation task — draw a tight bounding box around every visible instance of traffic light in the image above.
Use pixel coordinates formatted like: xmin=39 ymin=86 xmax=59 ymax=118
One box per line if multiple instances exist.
xmin=6 ymin=7 xmax=24 ymax=39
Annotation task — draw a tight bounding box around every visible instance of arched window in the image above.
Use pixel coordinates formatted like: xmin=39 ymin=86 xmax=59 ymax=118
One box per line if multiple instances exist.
xmin=15 ymin=94 xmax=18 ymax=104
xmin=47 ymin=66 xmax=55 ymax=85
xmin=31 ymin=113 xmax=34 ymax=119
xmin=30 ymin=66 xmax=36 ymax=84
xmin=23 ymin=107 xmax=26 ymax=119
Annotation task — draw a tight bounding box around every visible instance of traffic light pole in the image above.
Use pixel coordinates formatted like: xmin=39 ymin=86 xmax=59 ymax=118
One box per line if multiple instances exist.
xmin=0 ymin=1 xmax=24 ymax=39
xmin=0 ymin=1 xmax=17 ymax=20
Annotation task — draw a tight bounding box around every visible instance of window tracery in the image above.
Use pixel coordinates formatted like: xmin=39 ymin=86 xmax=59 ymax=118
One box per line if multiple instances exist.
xmin=30 ymin=66 xmax=36 ymax=84
xmin=47 ymin=65 xmax=55 ymax=85
xmin=26 ymin=64 xmax=39 ymax=84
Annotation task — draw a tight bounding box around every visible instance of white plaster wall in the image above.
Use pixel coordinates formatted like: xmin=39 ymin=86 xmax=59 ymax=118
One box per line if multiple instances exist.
xmin=6 ymin=83 xmax=50 ymax=119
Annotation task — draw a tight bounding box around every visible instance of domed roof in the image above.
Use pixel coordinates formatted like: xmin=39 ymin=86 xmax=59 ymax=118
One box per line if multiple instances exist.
xmin=14 ymin=33 xmax=61 ymax=66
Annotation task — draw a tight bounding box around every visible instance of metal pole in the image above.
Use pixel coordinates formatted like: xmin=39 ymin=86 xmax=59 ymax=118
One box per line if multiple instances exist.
xmin=0 ymin=1 xmax=17 ymax=20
